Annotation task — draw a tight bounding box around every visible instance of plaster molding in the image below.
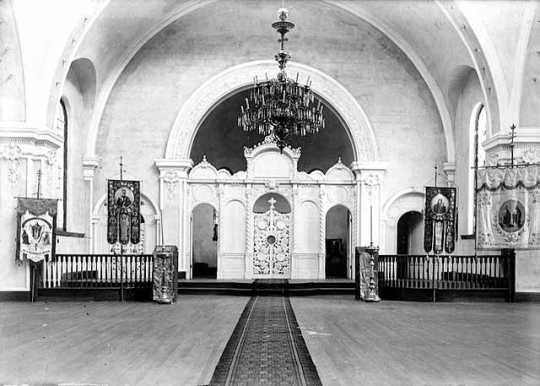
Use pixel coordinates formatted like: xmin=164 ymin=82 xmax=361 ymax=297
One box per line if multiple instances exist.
xmin=0 ymin=122 xmax=63 ymax=148
xmin=165 ymin=60 xmax=378 ymax=162
xmin=436 ymin=1 xmax=501 ymax=136
xmin=0 ymin=142 xmax=23 ymax=185
xmin=509 ymin=2 xmax=537 ymax=127
xmin=82 ymin=0 xmax=218 ymax=158
xmin=382 ymin=188 xmax=425 ymax=221
xmin=484 ymin=129 xmax=540 ymax=151
xmin=443 ymin=162 xmax=456 ymax=186
xmin=326 ymin=0 xmax=455 ymax=163
xmin=155 ymin=158 xmax=193 ymax=177
xmin=82 ymin=157 xmax=99 ymax=180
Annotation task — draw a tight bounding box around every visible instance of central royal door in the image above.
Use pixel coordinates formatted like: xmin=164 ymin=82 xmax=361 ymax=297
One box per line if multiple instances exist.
xmin=252 ymin=198 xmax=291 ymax=278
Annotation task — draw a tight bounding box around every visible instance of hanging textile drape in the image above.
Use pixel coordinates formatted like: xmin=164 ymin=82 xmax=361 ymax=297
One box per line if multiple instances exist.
xmin=476 ymin=165 xmax=540 ymax=249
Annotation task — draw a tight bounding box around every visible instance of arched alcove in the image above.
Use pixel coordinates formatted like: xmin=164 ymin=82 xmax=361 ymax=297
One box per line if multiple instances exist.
xmin=396 ymin=211 xmax=423 ymax=255
xmin=253 ymin=193 xmax=291 ymax=214
xmin=190 ymin=88 xmax=354 ymax=172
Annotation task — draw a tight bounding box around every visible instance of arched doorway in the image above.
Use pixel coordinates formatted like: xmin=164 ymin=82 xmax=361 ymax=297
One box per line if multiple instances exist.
xmin=396 ymin=211 xmax=423 ymax=254
xmin=325 ymin=205 xmax=351 ymax=279
xmin=191 ymin=203 xmax=218 ymax=279
xmin=252 ymin=193 xmax=292 ymax=278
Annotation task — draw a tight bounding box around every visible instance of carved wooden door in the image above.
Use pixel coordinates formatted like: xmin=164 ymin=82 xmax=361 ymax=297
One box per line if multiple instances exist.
xmin=253 ymin=198 xmax=291 ymax=278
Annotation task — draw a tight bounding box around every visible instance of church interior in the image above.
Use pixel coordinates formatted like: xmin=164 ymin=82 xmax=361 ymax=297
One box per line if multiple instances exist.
xmin=1 ymin=0 xmax=540 ymax=384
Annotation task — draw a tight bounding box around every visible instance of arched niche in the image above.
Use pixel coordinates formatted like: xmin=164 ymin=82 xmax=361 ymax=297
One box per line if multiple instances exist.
xmin=396 ymin=211 xmax=423 ymax=255
xmin=254 ymin=193 xmax=291 ymax=214
xmin=190 ymin=88 xmax=355 ymax=173
xmin=92 ymin=193 xmax=158 ymax=254
xmin=165 ymin=61 xmax=377 ymax=163
xmin=382 ymin=189 xmax=425 ymax=254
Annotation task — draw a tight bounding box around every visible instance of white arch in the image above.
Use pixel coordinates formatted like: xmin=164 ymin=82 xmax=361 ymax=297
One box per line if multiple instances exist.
xmin=381 ymin=188 xmax=425 ymax=253
xmin=325 ymin=203 xmax=353 ymax=217
xmin=92 ymin=192 xmax=159 ymax=219
xmin=382 ymin=188 xmax=425 ymax=220
xmin=165 ymin=60 xmax=378 ymax=162
xmin=326 ymin=0 xmax=455 ymax=162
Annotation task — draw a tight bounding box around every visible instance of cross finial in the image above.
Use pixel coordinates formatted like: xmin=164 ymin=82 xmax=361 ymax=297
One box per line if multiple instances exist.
xmin=268 ymin=197 xmax=277 ymax=210
xmin=36 ymin=168 xmax=42 ymax=199
xmin=509 ymin=124 xmax=517 ymax=167
xmin=119 ymin=155 xmax=125 ymax=181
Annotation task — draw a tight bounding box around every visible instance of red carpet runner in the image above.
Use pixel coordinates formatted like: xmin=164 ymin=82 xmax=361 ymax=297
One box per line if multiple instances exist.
xmin=209 ymin=295 xmax=322 ymax=386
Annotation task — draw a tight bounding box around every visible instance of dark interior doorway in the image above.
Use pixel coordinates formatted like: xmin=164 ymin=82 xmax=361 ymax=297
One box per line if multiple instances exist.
xmin=325 ymin=205 xmax=351 ymax=279
xmin=396 ymin=211 xmax=423 ymax=279
xmin=396 ymin=211 xmax=423 ymax=254
xmin=192 ymin=203 xmax=218 ymax=279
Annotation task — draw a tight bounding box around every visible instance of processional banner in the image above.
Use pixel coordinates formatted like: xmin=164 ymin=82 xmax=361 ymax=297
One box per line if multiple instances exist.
xmin=152 ymin=245 xmax=178 ymax=304
xmin=476 ymin=166 xmax=540 ymax=249
xmin=107 ymin=180 xmax=141 ymax=245
xmin=16 ymin=198 xmax=57 ymax=262
xmin=424 ymin=186 xmax=457 ymax=254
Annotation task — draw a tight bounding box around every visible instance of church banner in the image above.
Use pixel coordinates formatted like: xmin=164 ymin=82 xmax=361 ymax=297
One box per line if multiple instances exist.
xmin=476 ymin=166 xmax=540 ymax=249
xmin=424 ymin=186 xmax=457 ymax=254
xmin=107 ymin=180 xmax=141 ymax=245
xmin=16 ymin=198 xmax=57 ymax=262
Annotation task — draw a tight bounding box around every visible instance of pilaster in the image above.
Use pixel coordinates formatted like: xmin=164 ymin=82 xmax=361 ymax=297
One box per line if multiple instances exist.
xmin=351 ymin=162 xmax=387 ymax=249
xmin=155 ymin=158 xmax=193 ymax=274
xmin=83 ymin=158 xmax=99 ymax=252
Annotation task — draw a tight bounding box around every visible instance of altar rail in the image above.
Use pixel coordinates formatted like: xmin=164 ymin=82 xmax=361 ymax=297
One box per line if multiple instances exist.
xmin=378 ymin=254 xmax=514 ymax=301
xmin=42 ymin=254 xmax=153 ymax=288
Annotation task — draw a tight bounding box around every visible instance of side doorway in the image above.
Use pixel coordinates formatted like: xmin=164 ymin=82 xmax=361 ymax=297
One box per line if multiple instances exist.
xmin=325 ymin=205 xmax=351 ymax=279
xmin=191 ymin=203 xmax=218 ymax=279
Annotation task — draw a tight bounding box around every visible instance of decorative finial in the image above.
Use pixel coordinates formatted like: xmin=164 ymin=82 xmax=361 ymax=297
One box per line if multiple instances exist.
xmin=268 ymin=197 xmax=277 ymax=210
xmin=202 ymin=155 xmax=207 ymax=162
xmin=337 ymin=157 xmax=342 ymax=164
xmin=277 ymin=8 xmax=288 ymax=21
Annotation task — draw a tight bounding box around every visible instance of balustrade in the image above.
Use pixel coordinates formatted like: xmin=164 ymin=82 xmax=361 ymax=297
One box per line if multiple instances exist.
xmin=42 ymin=254 xmax=153 ymax=288
xmin=378 ymin=254 xmax=509 ymax=291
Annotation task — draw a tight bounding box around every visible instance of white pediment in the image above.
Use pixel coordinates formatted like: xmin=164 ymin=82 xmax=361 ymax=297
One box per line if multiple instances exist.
xmin=188 ymin=137 xmax=354 ymax=183
xmin=326 ymin=157 xmax=354 ymax=181
xmin=244 ymin=134 xmax=301 ymax=179
xmin=189 ymin=155 xmax=218 ymax=179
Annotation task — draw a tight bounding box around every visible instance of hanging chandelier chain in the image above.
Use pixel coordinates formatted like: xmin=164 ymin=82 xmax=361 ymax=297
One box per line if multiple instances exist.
xmin=238 ymin=7 xmax=325 ymax=147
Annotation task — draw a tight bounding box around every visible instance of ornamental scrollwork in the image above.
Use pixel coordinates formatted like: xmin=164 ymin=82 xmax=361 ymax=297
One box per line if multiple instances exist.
xmin=0 ymin=142 xmax=23 ymax=185
xmin=162 ymin=170 xmax=183 ymax=199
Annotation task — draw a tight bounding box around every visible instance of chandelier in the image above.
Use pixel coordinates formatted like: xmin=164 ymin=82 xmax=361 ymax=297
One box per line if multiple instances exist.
xmin=237 ymin=8 xmax=325 ymax=149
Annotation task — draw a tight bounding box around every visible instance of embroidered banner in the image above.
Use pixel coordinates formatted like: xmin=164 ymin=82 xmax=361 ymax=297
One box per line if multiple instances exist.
xmin=16 ymin=198 xmax=57 ymax=262
xmin=153 ymin=245 xmax=178 ymax=304
xmin=355 ymin=247 xmax=380 ymax=302
xmin=107 ymin=180 xmax=141 ymax=245
xmin=476 ymin=166 xmax=540 ymax=249
xmin=424 ymin=186 xmax=457 ymax=254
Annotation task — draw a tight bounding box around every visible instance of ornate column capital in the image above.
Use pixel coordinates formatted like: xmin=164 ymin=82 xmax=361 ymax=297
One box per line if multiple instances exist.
xmin=350 ymin=161 xmax=387 ymax=185
xmin=82 ymin=157 xmax=99 ymax=181
xmin=484 ymin=127 xmax=540 ymax=166
xmin=155 ymin=158 xmax=193 ymax=179
xmin=443 ymin=162 xmax=456 ymax=186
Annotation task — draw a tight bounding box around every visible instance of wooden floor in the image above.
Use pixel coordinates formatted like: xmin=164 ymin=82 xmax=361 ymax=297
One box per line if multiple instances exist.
xmin=0 ymin=296 xmax=248 ymax=386
xmin=1 ymin=295 xmax=540 ymax=385
xmin=291 ymin=296 xmax=540 ymax=386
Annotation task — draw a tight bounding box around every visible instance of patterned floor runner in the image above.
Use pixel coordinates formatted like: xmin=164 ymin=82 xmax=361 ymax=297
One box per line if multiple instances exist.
xmin=209 ymin=296 xmax=322 ymax=386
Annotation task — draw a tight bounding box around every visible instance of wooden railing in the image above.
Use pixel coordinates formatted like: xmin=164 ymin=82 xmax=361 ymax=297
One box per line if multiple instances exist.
xmin=41 ymin=254 xmax=153 ymax=288
xmin=378 ymin=254 xmax=513 ymax=299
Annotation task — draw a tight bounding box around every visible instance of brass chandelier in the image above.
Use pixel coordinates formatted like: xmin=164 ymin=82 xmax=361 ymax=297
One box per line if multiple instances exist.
xmin=237 ymin=8 xmax=325 ymax=149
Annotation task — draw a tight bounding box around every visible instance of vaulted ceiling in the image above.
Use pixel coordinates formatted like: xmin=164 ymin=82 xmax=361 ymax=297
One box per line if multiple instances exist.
xmin=9 ymin=0 xmax=535 ymax=154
